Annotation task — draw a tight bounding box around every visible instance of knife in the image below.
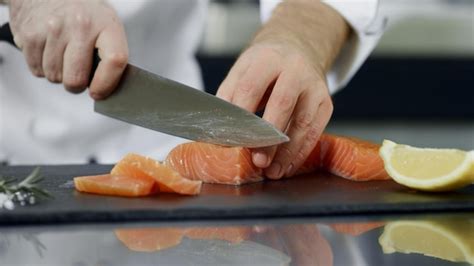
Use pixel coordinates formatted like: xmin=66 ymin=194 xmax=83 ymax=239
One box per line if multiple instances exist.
xmin=0 ymin=23 xmax=289 ymax=147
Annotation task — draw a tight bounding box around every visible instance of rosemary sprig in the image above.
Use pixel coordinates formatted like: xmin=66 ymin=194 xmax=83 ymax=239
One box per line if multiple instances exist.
xmin=0 ymin=167 xmax=52 ymax=200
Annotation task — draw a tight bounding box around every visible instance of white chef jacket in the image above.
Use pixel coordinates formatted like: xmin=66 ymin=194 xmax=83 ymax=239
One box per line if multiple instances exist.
xmin=0 ymin=0 xmax=383 ymax=165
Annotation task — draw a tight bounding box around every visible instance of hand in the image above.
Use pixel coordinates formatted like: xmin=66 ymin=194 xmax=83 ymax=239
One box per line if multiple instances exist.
xmin=216 ymin=0 xmax=349 ymax=179
xmin=8 ymin=0 xmax=128 ymax=100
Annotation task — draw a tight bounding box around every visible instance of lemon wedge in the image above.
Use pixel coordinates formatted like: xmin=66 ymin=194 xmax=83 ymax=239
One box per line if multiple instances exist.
xmin=379 ymin=220 xmax=474 ymax=264
xmin=379 ymin=140 xmax=474 ymax=191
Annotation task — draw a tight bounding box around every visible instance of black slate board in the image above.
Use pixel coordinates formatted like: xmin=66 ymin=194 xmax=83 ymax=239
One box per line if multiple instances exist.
xmin=0 ymin=165 xmax=473 ymax=226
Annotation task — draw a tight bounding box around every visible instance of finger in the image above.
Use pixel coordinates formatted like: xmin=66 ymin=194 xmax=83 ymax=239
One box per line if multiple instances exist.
xmin=265 ymin=91 xmax=331 ymax=179
xmin=286 ymin=97 xmax=333 ymax=177
xmin=230 ymin=54 xmax=280 ymax=113
xmin=251 ymin=71 xmax=300 ymax=169
xmin=89 ymin=23 xmax=128 ymax=100
xmin=21 ymin=32 xmax=46 ymax=77
xmin=62 ymin=39 xmax=94 ymax=94
xmin=62 ymin=14 xmax=95 ymax=94
xmin=43 ymin=18 xmax=66 ymax=83
xmin=216 ymin=53 xmax=252 ymax=102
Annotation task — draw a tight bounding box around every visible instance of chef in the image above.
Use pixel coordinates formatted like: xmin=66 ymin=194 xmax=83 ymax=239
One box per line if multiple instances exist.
xmin=0 ymin=0 xmax=385 ymax=179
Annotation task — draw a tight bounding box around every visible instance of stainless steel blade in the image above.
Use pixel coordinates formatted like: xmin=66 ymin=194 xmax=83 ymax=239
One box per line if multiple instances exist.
xmin=94 ymin=65 xmax=289 ymax=147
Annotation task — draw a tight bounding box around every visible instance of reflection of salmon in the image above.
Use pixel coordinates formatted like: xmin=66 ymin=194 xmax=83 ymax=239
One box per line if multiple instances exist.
xmin=330 ymin=222 xmax=385 ymax=236
xmin=115 ymin=226 xmax=252 ymax=252
xmin=111 ymin=153 xmax=202 ymax=195
xmin=74 ymin=134 xmax=389 ymax=197
xmin=184 ymin=226 xmax=252 ymax=243
xmin=115 ymin=228 xmax=183 ymax=252
xmin=166 ymin=142 xmax=263 ymax=185
xmin=74 ymin=174 xmax=156 ymax=197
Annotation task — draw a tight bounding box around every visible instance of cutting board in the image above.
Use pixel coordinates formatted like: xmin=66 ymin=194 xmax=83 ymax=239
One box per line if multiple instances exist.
xmin=0 ymin=165 xmax=473 ymax=226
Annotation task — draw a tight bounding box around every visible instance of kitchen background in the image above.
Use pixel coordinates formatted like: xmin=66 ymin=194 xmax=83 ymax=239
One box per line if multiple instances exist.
xmin=197 ymin=0 xmax=474 ymax=149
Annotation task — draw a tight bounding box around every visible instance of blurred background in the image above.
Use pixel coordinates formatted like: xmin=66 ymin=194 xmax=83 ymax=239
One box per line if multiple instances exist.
xmin=197 ymin=0 xmax=474 ymax=149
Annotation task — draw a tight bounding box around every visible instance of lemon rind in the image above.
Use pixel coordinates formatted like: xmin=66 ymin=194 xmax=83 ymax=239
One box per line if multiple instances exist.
xmin=380 ymin=140 xmax=474 ymax=191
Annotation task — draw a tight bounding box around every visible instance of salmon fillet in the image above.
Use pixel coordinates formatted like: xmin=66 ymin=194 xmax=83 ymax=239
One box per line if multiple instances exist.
xmin=73 ymin=174 xmax=156 ymax=197
xmin=74 ymin=134 xmax=389 ymax=197
xmin=111 ymin=153 xmax=202 ymax=195
xmin=319 ymin=134 xmax=391 ymax=181
xmin=166 ymin=134 xmax=390 ymax=184
xmin=165 ymin=142 xmax=263 ymax=185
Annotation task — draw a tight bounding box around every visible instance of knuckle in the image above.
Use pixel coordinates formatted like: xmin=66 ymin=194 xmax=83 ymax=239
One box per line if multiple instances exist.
xmin=105 ymin=52 xmax=128 ymax=69
xmin=294 ymin=112 xmax=313 ymax=130
xmin=46 ymin=16 xmax=62 ymax=36
xmin=278 ymin=146 xmax=293 ymax=159
xmin=74 ymin=12 xmax=92 ymax=30
xmin=274 ymin=93 xmax=294 ymax=111
xmin=236 ymin=80 xmax=256 ymax=95
xmin=306 ymin=125 xmax=321 ymax=143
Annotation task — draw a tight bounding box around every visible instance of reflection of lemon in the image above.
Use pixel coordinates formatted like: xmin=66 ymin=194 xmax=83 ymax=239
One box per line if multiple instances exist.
xmin=380 ymin=140 xmax=474 ymax=191
xmin=379 ymin=220 xmax=474 ymax=264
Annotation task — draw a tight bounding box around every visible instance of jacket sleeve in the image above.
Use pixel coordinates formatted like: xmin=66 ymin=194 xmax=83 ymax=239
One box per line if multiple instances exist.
xmin=260 ymin=0 xmax=386 ymax=94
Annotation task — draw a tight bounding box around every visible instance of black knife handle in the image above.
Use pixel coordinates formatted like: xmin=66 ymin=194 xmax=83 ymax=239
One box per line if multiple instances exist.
xmin=0 ymin=22 xmax=100 ymax=84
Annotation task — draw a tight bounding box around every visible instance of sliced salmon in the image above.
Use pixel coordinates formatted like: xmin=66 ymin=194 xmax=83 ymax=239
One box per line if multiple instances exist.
xmin=165 ymin=142 xmax=263 ymax=185
xmin=184 ymin=226 xmax=252 ymax=243
xmin=111 ymin=153 xmax=202 ymax=195
xmin=73 ymin=174 xmax=156 ymax=197
xmin=318 ymin=134 xmax=391 ymax=181
xmin=115 ymin=228 xmax=184 ymax=252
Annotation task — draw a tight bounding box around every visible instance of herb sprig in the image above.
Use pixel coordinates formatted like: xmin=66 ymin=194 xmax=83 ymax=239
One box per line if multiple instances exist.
xmin=0 ymin=167 xmax=52 ymax=202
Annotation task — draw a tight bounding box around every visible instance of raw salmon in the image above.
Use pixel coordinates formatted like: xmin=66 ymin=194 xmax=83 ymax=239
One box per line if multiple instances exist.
xmin=115 ymin=228 xmax=183 ymax=252
xmin=74 ymin=134 xmax=389 ymax=197
xmin=166 ymin=134 xmax=389 ymax=185
xmin=184 ymin=226 xmax=252 ymax=243
xmin=115 ymin=226 xmax=253 ymax=252
xmin=165 ymin=142 xmax=263 ymax=185
xmin=73 ymin=174 xmax=156 ymax=197
xmin=319 ymin=134 xmax=391 ymax=181
xmin=111 ymin=153 xmax=202 ymax=195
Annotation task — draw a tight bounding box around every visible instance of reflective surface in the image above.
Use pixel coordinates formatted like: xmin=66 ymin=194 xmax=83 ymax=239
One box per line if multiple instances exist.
xmin=1 ymin=214 xmax=473 ymax=266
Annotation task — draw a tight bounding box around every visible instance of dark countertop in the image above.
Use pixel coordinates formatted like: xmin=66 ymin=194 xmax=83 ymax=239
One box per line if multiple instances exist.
xmin=0 ymin=165 xmax=473 ymax=226
xmin=0 ymin=165 xmax=473 ymax=265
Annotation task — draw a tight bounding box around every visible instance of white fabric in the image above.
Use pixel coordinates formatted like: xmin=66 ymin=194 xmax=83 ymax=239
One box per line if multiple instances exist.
xmin=0 ymin=0 xmax=208 ymax=164
xmin=260 ymin=0 xmax=385 ymax=94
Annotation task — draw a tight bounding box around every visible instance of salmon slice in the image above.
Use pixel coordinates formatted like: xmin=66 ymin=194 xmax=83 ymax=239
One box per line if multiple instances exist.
xmin=115 ymin=228 xmax=184 ymax=252
xmin=73 ymin=174 xmax=156 ymax=197
xmin=318 ymin=134 xmax=391 ymax=181
xmin=111 ymin=153 xmax=202 ymax=195
xmin=184 ymin=226 xmax=252 ymax=243
xmin=166 ymin=142 xmax=263 ymax=185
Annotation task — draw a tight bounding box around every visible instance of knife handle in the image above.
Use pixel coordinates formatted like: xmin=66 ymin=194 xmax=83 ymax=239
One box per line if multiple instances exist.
xmin=0 ymin=22 xmax=100 ymax=84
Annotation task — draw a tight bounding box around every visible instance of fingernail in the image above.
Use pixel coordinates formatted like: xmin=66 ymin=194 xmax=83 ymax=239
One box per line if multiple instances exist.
xmin=266 ymin=162 xmax=282 ymax=179
xmin=286 ymin=164 xmax=294 ymax=176
xmin=253 ymin=152 xmax=269 ymax=168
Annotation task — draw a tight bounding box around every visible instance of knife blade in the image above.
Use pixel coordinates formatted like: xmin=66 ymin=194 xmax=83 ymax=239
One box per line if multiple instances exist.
xmin=94 ymin=64 xmax=289 ymax=147
xmin=0 ymin=23 xmax=289 ymax=147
